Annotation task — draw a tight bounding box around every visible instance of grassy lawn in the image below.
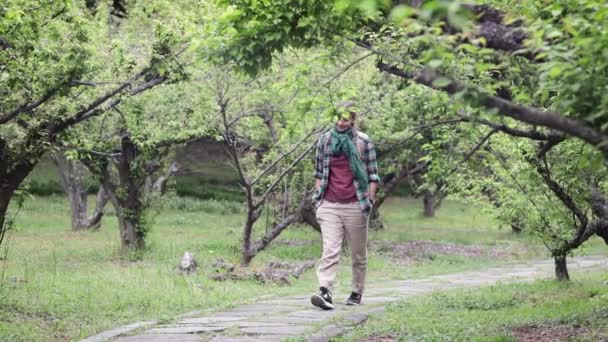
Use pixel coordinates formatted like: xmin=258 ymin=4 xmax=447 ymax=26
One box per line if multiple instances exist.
xmin=0 ymin=195 xmax=605 ymax=341
xmin=337 ymin=270 xmax=608 ymax=342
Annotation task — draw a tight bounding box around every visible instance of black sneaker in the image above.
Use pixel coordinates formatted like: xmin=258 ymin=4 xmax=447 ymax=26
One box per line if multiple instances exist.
xmin=311 ymin=287 xmax=334 ymax=310
xmin=345 ymin=292 xmax=362 ymax=305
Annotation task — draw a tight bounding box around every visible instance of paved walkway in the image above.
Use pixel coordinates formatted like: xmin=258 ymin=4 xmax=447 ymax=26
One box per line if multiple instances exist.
xmin=83 ymin=256 xmax=608 ymax=342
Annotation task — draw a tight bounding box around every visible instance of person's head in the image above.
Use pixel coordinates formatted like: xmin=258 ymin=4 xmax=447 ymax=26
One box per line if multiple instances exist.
xmin=334 ymin=101 xmax=357 ymax=132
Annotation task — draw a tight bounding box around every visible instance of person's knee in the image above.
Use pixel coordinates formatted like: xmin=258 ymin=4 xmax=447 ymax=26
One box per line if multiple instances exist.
xmin=322 ymin=247 xmax=342 ymax=260
xmin=352 ymin=256 xmax=367 ymax=268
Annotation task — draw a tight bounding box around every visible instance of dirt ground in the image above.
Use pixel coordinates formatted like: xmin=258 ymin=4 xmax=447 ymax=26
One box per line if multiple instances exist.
xmin=358 ymin=325 xmax=606 ymax=342
xmin=510 ymin=323 xmax=605 ymax=342
xmin=369 ymin=240 xmax=510 ymax=265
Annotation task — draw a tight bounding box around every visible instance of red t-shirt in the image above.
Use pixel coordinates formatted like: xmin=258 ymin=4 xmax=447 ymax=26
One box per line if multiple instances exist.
xmin=324 ymin=153 xmax=357 ymax=203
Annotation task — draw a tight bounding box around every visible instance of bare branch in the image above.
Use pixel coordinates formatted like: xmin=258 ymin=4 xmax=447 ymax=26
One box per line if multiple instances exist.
xmin=463 ymin=116 xmax=563 ymax=141
xmin=226 ymin=105 xmax=278 ymax=128
xmin=219 ymin=98 xmax=250 ymax=188
xmin=376 ymin=117 xmax=465 ymax=158
xmin=249 ymin=213 xmax=301 ymax=256
xmin=62 ymin=74 xmax=167 ymax=128
xmin=0 ymin=84 xmax=64 ymax=125
xmin=254 ymin=142 xmax=316 ymax=210
xmin=532 ymin=139 xmax=587 ymax=230
xmin=54 ymin=67 xmax=152 ymax=131
xmin=486 ymin=145 xmax=547 ymax=220
xmin=250 ymin=126 xmax=324 ymax=186
xmin=442 ymin=127 xmax=498 ymax=180
xmin=322 ymin=52 xmax=374 ymax=87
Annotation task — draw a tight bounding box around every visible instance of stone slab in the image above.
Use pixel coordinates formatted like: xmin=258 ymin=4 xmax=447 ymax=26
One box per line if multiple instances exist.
xmin=309 ymin=324 xmax=342 ymax=342
xmin=114 ymin=334 xmax=201 ymax=342
xmin=213 ymin=311 xmax=262 ymax=317
xmin=255 ymin=300 xmax=310 ymax=308
xmin=146 ymin=326 xmax=226 ymax=334
xmin=253 ymin=316 xmax=324 ymax=324
xmin=287 ymin=310 xmax=340 ymax=319
xmin=230 ymin=304 xmax=291 ymax=313
xmin=209 ymin=321 xmax=292 ymax=328
xmin=240 ymin=325 xmax=312 ymax=335
xmin=210 ymin=336 xmax=283 ymax=342
xmin=81 ymin=321 xmax=157 ymax=342
xmin=178 ymin=316 xmax=245 ymax=324
xmin=346 ymin=313 xmax=368 ymax=325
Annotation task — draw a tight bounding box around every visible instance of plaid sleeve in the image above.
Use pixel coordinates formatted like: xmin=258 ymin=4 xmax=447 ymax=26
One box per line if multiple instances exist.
xmin=314 ymin=136 xmax=324 ymax=179
xmin=365 ymin=139 xmax=380 ymax=183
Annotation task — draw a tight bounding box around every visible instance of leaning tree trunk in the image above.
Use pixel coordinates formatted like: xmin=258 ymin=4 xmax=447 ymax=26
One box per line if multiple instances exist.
xmin=53 ymin=151 xmax=87 ymax=230
xmin=553 ymin=253 xmax=569 ymax=281
xmin=510 ymin=218 xmax=524 ymax=234
xmin=0 ymin=188 xmax=14 ymax=246
xmin=242 ymin=194 xmax=305 ymax=266
xmin=0 ymin=160 xmax=38 ymax=246
xmin=300 ymin=195 xmax=321 ymax=233
xmin=240 ymin=206 xmax=259 ymax=266
xmin=82 ymin=186 xmax=108 ymax=230
xmin=369 ymin=166 xmax=417 ymax=231
xmin=52 ymin=151 xmax=109 ymax=230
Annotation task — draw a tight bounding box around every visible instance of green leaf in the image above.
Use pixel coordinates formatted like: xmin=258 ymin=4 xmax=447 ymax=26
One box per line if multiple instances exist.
xmin=432 ymin=77 xmax=452 ymax=88
xmin=390 ymin=5 xmax=415 ymax=22
xmin=428 ymin=59 xmax=443 ymax=68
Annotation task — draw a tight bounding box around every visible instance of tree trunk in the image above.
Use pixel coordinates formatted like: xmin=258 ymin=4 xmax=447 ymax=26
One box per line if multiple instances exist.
xmin=300 ymin=196 xmax=321 ymax=233
xmin=53 ymin=151 xmax=109 ymax=230
xmin=249 ymin=212 xmax=300 ymax=257
xmin=554 ymin=254 xmax=569 ymax=281
xmin=116 ymin=205 xmax=145 ymax=252
xmin=115 ymin=135 xmax=146 ymax=252
xmin=510 ymin=220 xmax=523 ymax=234
xmin=241 ymin=213 xmax=256 ymax=266
xmin=86 ymin=134 xmax=147 ymax=253
xmin=81 ymin=186 xmax=108 ymax=230
xmin=0 ymin=188 xmax=14 ymax=246
xmin=0 ymin=160 xmax=37 ymax=246
xmin=369 ymin=164 xmax=421 ymax=231
xmin=423 ymin=190 xmax=435 ymax=217
xmin=53 ymin=151 xmax=89 ymax=230
xmin=101 ymin=169 xmax=145 ymax=252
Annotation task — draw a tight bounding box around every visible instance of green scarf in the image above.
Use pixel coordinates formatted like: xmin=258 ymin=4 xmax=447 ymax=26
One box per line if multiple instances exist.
xmin=330 ymin=127 xmax=368 ymax=194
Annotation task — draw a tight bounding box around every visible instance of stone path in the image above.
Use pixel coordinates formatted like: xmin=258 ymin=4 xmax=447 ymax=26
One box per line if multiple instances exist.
xmin=82 ymin=256 xmax=608 ymax=342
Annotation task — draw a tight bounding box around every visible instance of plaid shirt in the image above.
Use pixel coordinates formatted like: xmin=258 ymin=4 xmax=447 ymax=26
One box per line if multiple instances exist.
xmin=313 ymin=129 xmax=380 ymax=215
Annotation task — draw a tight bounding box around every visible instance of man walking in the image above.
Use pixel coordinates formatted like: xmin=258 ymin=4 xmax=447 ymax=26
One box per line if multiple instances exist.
xmin=311 ymin=101 xmax=379 ymax=310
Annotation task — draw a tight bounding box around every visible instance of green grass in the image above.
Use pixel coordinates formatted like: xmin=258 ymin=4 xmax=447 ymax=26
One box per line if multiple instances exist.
xmin=0 ymin=195 xmax=604 ymax=341
xmin=336 ymin=271 xmax=608 ymax=341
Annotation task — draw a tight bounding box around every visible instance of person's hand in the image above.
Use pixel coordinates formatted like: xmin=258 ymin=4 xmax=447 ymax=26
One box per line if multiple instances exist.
xmin=367 ymin=192 xmax=376 ymax=204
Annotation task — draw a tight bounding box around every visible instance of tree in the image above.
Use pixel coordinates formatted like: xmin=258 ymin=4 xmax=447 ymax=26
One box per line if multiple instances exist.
xmin=0 ymin=0 xmax=185 ymax=247
xmin=460 ymin=132 xmax=608 ymax=281
xmin=205 ymin=61 xmax=327 ymax=265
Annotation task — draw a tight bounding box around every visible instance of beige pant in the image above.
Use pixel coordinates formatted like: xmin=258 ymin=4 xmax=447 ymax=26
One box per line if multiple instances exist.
xmin=315 ymin=200 xmax=368 ymax=294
